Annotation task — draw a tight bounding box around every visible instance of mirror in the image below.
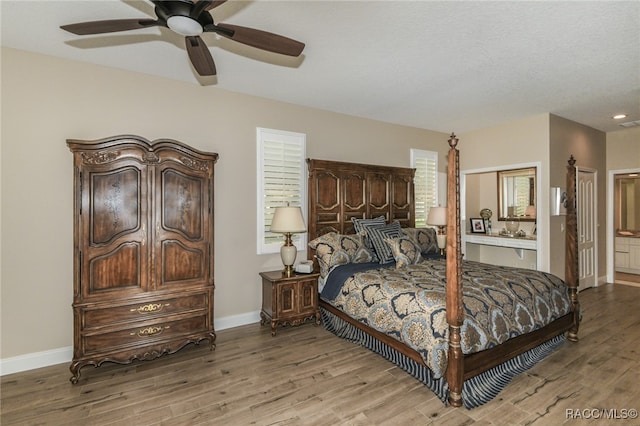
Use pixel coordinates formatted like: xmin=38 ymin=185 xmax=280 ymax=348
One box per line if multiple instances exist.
xmin=498 ymin=167 xmax=536 ymax=222
xmin=616 ymin=175 xmax=640 ymax=232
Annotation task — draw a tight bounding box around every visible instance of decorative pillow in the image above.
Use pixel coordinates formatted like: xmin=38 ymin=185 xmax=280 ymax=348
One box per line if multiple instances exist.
xmin=402 ymin=227 xmax=439 ymax=254
xmin=384 ymin=236 xmax=423 ymax=268
xmin=351 ymin=215 xmax=386 ymax=234
xmin=366 ymin=221 xmax=403 ymax=264
xmin=351 ymin=216 xmax=386 ymax=258
xmin=308 ymin=232 xmax=375 ymax=278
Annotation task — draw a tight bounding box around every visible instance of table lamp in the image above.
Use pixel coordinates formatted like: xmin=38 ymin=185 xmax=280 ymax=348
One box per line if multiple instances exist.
xmin=270 ymin=206 xmax=306 ymax=277
xmin=427 ymin=206 xmax=447 ymax=256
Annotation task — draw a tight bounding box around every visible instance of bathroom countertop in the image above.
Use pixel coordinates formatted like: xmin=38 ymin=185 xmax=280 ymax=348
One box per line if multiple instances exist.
xmin=617 ymin=231 xmax=640 ymax=238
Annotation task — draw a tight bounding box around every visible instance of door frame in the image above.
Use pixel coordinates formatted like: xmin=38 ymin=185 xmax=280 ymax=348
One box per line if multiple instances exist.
xmin=576 ymin=166 xmax=597 ymax=289
xmin=607 ymin=167 xmax=640 ymax=284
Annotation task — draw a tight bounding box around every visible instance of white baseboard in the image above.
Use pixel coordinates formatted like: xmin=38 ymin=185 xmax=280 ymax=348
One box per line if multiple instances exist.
xmin=0 ymin=310 xmax=261 ymax=376
xmin=0 ymin=346 xmax=73 ymax=376
xmin=215 ymin=310 xmax=261 ymax=331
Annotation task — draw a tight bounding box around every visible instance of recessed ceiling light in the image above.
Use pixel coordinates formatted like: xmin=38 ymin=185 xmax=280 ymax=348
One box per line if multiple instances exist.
xmin=613 ymin=114 xmax=627 ymax=120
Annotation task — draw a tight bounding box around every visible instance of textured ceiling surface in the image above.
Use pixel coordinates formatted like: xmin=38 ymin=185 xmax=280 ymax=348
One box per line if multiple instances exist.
xmin=2 ymin=0 xmax=639 ymax=133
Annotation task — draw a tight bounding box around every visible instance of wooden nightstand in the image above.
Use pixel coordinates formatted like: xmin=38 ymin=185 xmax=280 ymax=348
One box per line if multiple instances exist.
xmin=259 ymin=270 xmax=321 ymax=336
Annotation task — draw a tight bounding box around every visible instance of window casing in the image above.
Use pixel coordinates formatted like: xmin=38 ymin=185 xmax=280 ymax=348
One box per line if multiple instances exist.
xmin=411 ymin=149 xmax=438 ymax=228
xmin=257 ymin=128 xmax=307 ymax=254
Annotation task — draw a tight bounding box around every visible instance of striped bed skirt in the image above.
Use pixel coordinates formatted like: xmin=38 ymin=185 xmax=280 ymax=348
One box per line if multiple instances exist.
xmin=321 ymin=307 xmax=566 ymax=409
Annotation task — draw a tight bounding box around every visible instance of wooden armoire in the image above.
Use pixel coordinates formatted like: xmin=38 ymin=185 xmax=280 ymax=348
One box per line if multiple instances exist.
xmin=67 ymin=135 xmax=218 ymax=383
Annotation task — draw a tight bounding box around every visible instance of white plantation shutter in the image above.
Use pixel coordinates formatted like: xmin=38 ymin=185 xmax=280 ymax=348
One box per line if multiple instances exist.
xmin=257 ymin=128 xmax=307 ymax=254
xmin=411 ymin=149 xmax=438 ymax=228
xmin=513 ymin=175 xmax=533 ymax=217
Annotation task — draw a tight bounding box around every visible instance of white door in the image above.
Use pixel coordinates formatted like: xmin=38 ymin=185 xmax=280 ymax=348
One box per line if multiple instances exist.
xmin=578 ymin=169 xmax=597 ymax=289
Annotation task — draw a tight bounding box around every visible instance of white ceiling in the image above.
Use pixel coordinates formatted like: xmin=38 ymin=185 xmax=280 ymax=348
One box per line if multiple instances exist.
xmin=2 ymin=0 xmax=639 ymax=133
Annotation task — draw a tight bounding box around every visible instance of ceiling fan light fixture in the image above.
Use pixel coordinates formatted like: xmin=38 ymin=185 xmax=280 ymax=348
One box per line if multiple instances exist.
xmin=167 ymin=16 xmax=203 ymax=36
xmin=60 ymin=0 xmax=305 ymax=77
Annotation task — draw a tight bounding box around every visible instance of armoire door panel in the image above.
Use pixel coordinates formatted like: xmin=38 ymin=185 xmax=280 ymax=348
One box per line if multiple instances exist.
xmin=88 ymin=242 xmax=142 ymax=293
xmin=90 ymin=167 xmax=141 ymax=245
xmin=155 ymin=161 xmax=211 ymax=289
xmin=161 ymin=240 xmax=205 ymax=284
xmin=161 ymin=169 xmax=203 ymax=240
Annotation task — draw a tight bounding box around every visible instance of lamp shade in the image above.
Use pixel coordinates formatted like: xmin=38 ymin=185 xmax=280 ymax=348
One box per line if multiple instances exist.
xmin=427 ymin=207 xmax=447 ymax=226
xmin=525 ymin=205 xmax=536 ymax=217
xmin=270 ymin=206 xmax=306 ymax=233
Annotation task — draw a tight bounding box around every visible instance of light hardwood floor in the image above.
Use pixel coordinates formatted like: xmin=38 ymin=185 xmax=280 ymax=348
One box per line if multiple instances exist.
xmin=2 ymin=283 xmax=639 ymax=425
xmin=615 ymin=271 xmax=640 ymax=287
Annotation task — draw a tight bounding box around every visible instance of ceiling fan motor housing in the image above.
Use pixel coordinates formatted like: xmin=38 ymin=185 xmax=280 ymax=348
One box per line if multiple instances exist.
xmin=156 ymin=1 xmax=214 ymax=36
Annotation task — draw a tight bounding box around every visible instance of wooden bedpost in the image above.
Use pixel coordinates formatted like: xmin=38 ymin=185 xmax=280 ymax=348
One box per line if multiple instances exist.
xmin=565 ymin=155 xmax=580 ymax=342
xmin=445 ymin=133 xmax=464 ymax=407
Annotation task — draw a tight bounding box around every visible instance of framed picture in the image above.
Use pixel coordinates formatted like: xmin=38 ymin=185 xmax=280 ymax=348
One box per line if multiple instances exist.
xmin=470 ymin=218 xmax=486 ymax=233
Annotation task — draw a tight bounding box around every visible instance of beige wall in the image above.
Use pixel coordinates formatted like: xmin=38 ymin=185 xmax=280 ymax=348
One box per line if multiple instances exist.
xmin=459 ymin=114 xmax=550 ymax=270
xmin=0 ymin=48 xmax=450 ymax=359
xmin=606 ymin=127 xmax=640 ymax=171
xmin=548 ymin=114 xmax=607 ymax=280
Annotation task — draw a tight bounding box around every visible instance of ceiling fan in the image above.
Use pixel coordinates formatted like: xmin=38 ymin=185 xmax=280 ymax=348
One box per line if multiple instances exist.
xmin=60 ymin=0 xmax=305 ymax=76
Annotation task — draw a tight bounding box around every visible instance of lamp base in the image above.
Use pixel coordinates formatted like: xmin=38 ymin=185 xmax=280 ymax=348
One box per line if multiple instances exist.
xmin=280 ymin=235 xmax=297 ymax=278
xmin=282 ymin=265 xmax=295 ymax=277
xmin=437 ymin=234 xmax=447 ymax=257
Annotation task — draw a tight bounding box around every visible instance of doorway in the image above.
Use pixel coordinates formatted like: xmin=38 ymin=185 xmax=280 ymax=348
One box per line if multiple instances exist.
xmin=607 ymin=168 xmax=640 ymax=286
xmin=577 ymin=168 xmax=597 ymax=290
xmin=612 ymin=170 xmax=640 ymax=286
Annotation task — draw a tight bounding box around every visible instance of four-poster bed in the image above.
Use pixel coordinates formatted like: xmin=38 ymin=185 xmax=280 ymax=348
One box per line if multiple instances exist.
xmin=306 ymin=134 xmax=580 ymax=408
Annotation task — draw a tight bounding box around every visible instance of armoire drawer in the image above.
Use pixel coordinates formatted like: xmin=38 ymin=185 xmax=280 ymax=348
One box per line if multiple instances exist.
xmin=82 ymin=314 xmax=209 ymax=353
xmin=82 ymin=293 xmax=209 ymax=329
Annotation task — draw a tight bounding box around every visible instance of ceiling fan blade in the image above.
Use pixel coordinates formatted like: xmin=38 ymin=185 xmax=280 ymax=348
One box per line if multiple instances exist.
xmin=211 ymin=23 xmax=305 ymax=57
xmin=185 ymin=36 xmax=217 ymax=76
xmin=203 ymin=1 xmax=228 ymax=11
xmin=190 ymin=0 xmax=214 ymax=18
xmin=60 ymin=19 xmax=160 ymax=35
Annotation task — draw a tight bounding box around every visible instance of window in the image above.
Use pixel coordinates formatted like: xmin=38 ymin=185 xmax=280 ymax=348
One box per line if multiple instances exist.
xmin=411 ymin=149 xmax=438 ymax=228
xmin=257 ymin=128 xmax=307 ymax=254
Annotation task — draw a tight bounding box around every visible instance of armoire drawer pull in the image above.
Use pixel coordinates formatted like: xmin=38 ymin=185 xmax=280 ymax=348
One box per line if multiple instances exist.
xmin=130 ymin=303 xmax=170 ymax=314
xmin=131 ymin=325 xmax=170 ymax=337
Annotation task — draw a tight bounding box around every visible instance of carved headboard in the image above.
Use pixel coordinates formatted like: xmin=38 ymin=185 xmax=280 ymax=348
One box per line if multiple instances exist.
xmin=306 ymin=159 xmax=415 ymax=247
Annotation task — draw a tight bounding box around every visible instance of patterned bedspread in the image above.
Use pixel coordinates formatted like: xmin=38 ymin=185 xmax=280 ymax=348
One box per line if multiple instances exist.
xmin=321 ymin=258 xmax=571 ymax=379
